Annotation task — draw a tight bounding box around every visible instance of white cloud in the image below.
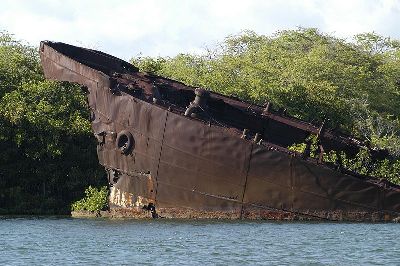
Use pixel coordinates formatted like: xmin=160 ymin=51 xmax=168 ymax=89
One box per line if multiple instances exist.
xmin=1 ymin=0 xmax=400 ymax=60
xmin=310 ymin=0 xmax=400 ymax=39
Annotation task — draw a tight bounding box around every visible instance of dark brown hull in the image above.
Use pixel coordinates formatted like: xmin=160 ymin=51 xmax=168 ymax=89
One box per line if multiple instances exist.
xmin=40 ymin=41 xmax=400 ymax=221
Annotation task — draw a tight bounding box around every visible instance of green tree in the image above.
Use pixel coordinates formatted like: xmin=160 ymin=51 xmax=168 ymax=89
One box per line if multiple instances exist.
xmin=132 ymin=28 xmax=400 ymax=181
xmin=133 ymin=29 xmax=400 ymax=150
xmin=0 ymin=32 xmax=105 ymax=214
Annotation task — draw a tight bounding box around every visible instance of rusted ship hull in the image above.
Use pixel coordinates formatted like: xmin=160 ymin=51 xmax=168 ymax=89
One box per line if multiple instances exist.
xmin=40 ymin=41 xmax=400 ymax=221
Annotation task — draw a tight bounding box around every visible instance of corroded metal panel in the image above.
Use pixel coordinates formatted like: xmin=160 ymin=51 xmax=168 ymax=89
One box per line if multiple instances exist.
xmin=384 ymin=190 xmax=400 ymax=211
xmin=292 ymin=159 xmax=381 ymax=210
xmin=292 ymin=158 xmax=340 ymax=198
xmin=162 ymin=112 xmax=250 ymax=181
xmin=156 ymin=111 xmax=250 ymax=211
xmin=113 ymin=173 xmax=155 ymax=201
xmin=243 ymin=146 xmax=294 ymax=212
xmin=156 ymin=162 xmax=244 ymax=202
xmin=155 ymin=182 xmax=242 ymax=214
xmin=243 ymin=178 xmax=293 ymax=211
xmin=247 ymin=146 xmax=293 ymax=188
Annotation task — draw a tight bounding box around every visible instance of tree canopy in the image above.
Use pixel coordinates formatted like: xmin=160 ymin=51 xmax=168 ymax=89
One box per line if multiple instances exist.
xmin=132 ymin=28 xmax=400 ymax=157
xmin=0 ymin=32 xmax=105 ymax=214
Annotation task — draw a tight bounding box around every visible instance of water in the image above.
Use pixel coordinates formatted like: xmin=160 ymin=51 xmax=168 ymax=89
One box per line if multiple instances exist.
xmin=0 ymin=217 xmax=399 ymax=265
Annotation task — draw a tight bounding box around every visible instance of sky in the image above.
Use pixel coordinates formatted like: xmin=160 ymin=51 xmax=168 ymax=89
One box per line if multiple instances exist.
xmin=1 ymin=0 xmax=400 ymax=60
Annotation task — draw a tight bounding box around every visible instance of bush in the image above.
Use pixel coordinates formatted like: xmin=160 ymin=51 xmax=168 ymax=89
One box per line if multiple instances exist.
xmin=71 ymin=186 xmax=108 ymax=212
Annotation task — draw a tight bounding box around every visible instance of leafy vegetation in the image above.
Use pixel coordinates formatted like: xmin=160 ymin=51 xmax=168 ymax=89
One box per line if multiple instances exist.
xmin=288 ymin=136 xmax=400 ymax=184
xmin=0 ymin=32 xmax=105 ymax=215
xmin=71 ymin=186 xmax=108 ymax=212
xmin=132 ymin=28 xmax=400 ymax=182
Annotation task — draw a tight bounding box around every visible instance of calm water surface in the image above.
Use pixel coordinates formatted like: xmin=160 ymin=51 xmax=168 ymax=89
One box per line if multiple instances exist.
xmin=0 ymin=217 xmax=399 ymax=265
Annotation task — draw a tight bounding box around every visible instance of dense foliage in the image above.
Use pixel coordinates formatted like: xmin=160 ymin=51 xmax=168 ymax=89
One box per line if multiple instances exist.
xmin=1 ymin=29 xmax=399 ymax=215
xmin=0 ymin=32 xmax=105 ymax=215
xmin=132 ymin=28 xmax=400 ymax=183
xmin=71 ymin=186 xmax=108 ymax=212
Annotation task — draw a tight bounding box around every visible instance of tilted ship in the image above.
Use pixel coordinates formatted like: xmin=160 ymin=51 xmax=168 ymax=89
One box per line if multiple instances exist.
xmin=40 ymin=41 xmax=400 ymax=221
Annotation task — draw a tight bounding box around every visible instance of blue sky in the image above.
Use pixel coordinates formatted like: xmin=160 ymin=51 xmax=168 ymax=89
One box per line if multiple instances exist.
xmin=1 ymin=0 xmax=400 ymax=60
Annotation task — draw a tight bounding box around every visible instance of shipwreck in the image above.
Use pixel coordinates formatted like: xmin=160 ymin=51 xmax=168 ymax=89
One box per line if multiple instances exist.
xmin=40 ymin=41 xmax=400 ymax=221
